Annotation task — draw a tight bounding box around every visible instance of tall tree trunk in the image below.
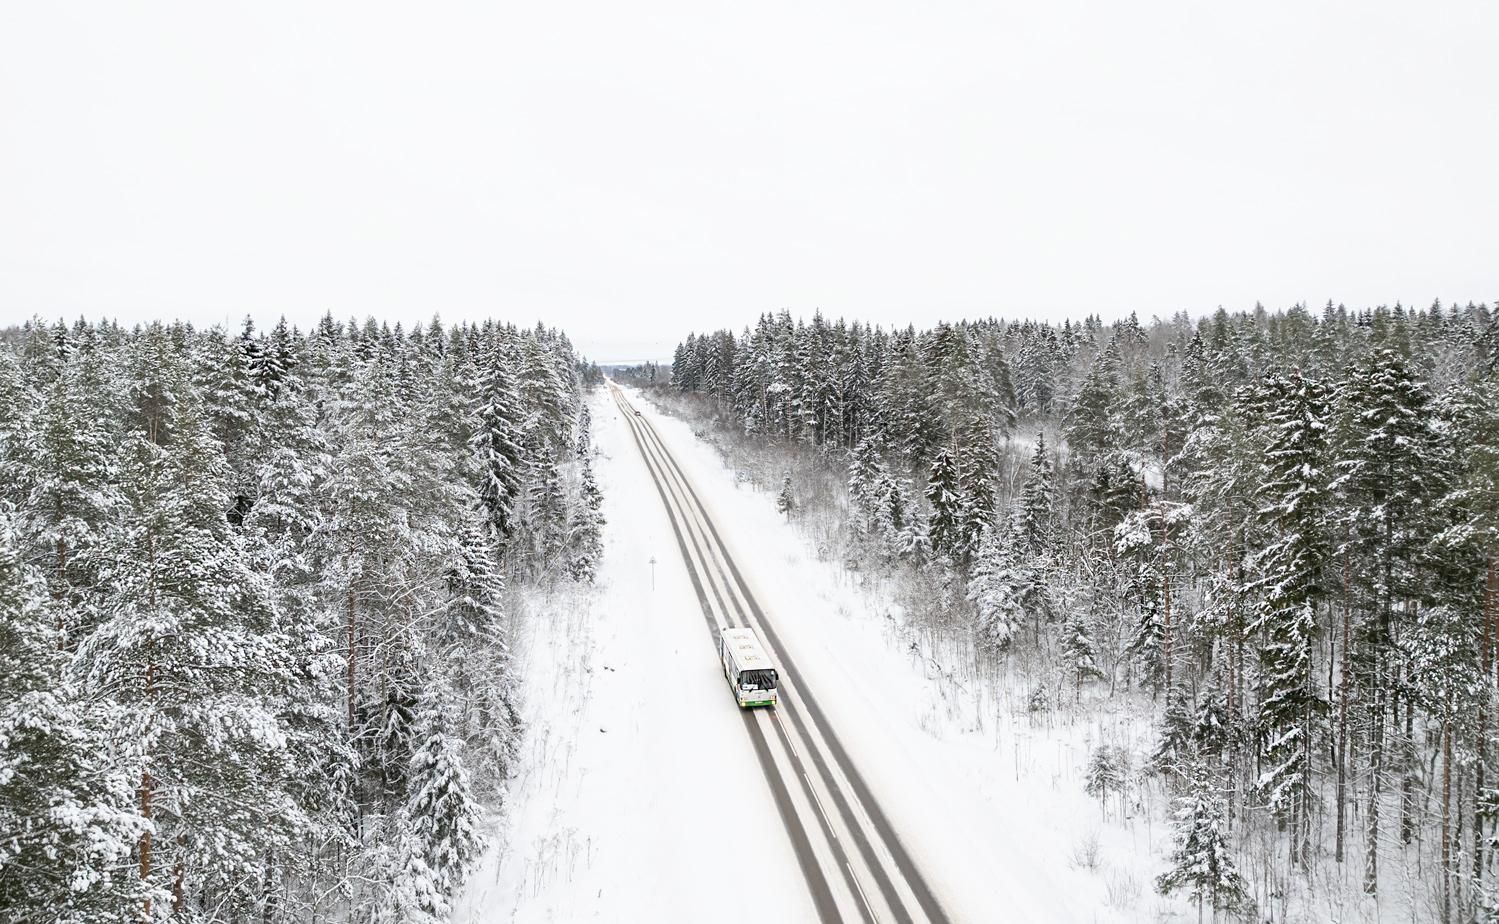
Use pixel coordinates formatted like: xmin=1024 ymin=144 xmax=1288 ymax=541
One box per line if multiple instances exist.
xmin=1478 ymin=746 xmax=1487 ymax=891
xmin=1300 ymin=668 xmax=1314 ymax=867
xmin=1160 ymin=421 xmax=1173 ymax=700
xmin=173 ymin=834 xmax=185 ymax=914
xmin=1479 ymin=554 xmax=1496 ymax=890
xmin=1402 ymin=690 xmax=1415 ymax=846
xmin=140 ymin=768 xmax=152 ymax=922
xmin=141 ymin=537 xmax=158 ymax=922
xmin=1365 ymin=661 xmax=1383 ymax=894
xmin=54 ymin=492 xmax=68 ymax=648
xmin=347 ymin=586 xmax=356 ymax=736
xmin=1162 ymin=523 xmax=1172 ymax=693
xmin=55 ymin=537 xmax=68 ymax=649
xmin=1490 ymin=555 xmax=1497 ymax=692
xmin=1226 ymin=547 xmax=1236 ymax=720
xmin=1442 ymin=711 xmax=1452 ymax=924
xmin=1337 ymin=529 xmax=1351 ymax=864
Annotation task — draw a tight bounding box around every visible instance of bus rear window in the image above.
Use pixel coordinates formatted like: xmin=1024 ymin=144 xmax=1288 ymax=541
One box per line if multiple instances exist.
xmin=739 ymin=669 xmax=778 ymax=691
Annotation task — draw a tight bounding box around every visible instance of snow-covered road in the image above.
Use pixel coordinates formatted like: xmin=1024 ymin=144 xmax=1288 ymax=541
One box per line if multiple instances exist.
xmin=452 ymin=388 xmax=814 ymax=923
xmin=456 ymin=387 xmax=1165 ymax=923
xmin=607 ymin=384 xmax=952 ymax=924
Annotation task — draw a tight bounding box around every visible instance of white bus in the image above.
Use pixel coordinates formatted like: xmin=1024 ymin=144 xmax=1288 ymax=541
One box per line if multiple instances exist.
xmin=720 ymin=626 xmax=779 ymax=708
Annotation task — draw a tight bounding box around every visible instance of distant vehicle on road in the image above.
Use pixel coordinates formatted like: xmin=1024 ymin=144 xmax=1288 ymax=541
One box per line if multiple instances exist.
xmin=634 ymin=410 xmax=642 ymax=416
xmin=721 ymin=627 xmax=778 ymax=707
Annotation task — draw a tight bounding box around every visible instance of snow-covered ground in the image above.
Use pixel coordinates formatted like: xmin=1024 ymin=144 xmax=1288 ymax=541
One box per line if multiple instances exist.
xmin=457 ymin=388 xmax=1180 ymax=923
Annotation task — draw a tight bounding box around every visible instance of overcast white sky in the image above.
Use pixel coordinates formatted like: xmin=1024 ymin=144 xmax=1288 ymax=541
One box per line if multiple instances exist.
xmin=2 ymin=3 xmax=1495 ymax=362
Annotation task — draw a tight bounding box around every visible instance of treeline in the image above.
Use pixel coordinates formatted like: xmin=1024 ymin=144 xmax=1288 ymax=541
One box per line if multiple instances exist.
xmin=605 ymin=362 xmax=666 ymax=389
xmin=672 ymin=303 xmax=1499 ymax=920
xmin=0 ymin=315 xmax=602 ymax=923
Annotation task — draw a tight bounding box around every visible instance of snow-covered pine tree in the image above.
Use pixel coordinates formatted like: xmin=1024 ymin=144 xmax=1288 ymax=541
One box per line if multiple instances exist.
xmin=0 ymin=507 xmax=147 ymax=922
xmin=80 ymin=381 xmax=303 ymax=916
xmin=1441 ymin=373 xmax=1499 ymax=894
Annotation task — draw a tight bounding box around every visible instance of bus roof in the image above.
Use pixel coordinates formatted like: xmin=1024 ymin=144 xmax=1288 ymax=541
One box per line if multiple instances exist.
xmin=721 ymin=627 xmax=776 ymax=673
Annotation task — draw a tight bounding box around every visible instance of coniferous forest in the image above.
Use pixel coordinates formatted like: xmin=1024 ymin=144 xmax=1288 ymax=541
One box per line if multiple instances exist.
xmin=0 ymin=316 xmax=603 ymax=923
xmin=666 ymin=303 xmax=1499 ymax=920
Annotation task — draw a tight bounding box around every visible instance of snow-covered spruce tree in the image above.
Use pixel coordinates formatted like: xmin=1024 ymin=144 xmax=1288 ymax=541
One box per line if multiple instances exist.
xmin=470 ymin=333 xmax=526 ymax=544
xmin=968 ymin=518 xmax=1024 ymax=651
xmin=79 ymin=373 xmax=303 ymax=917
xmin=0 ymin=507 xmax=148 ymax=922
xmin=847 ymin=438 xmax=885 ymax=530
xmin=871 ymin=469 xmax=921 ymax=560
xmin=1192 ymin=681 xmax=1235 ymax=769
xmin=1115 ymin=510 xmax=1168 ymax=691
xmin=1063 ymin=340 xmax=1124 ymax=471
xmin=1334 ymin=347 xmax=1452 ymax=893
xmin=1244 ymin=372 xmax=1332 ymax=862
xmin=1152 ymin=687 xmax=1197 ymax=782
xmin=567 ymin=451 xmax=605 ymax=583
xmin=1442 ymin=372 xmax=1499 ymax=896
xmin=777 ymin=473 xmax=795 ymax=520
xmin=194 ymin=324 xmax=258 ymax=500
xmin=1060 ymin=605 xmax=1102 ymax=689
xmin=0 ymin=348 xmax=35 ymax=496
xmin=25 ymin=348 xmax=120 ymax=632
xmin=1156 ymin=772 xmax=1250 ymax=921
xmin=957 ymin=416 xmax=1001 ymax=557
xmin=381 ymin=695 xmax=484 ymax=924
xmin=441 ymin=513 xmax=520 ymax=786
xmin=926 ymin=444 xmax=967 ymax=562
xmin=518 ymin=450 xmax=569 ymax=576
xmin=1014 ymin=433 xmax=1056 ymax=557
xmin=1085 ymin=744 xmax=1129 ymax=820
xmin=1401 ymin=603 xmax=1487 ymax=920
xmin=517 ymin=326 xmax=576 ymax=456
